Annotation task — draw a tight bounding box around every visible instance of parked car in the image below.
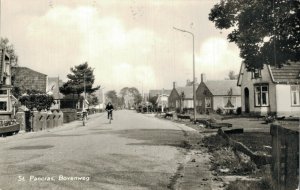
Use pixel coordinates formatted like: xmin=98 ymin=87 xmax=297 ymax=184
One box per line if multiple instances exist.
xmin=0 ymin=120 xmax=20 ymax=137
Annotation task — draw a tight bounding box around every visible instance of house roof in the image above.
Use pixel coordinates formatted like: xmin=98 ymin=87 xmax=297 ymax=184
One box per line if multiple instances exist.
xmin=204 ymin=80 xmax=241 ymax=96
xmin=269 ymin=62 xmax=300 ymax=84
xmin=149 ymin=89 xmax=172 ymax=97
xmin=175 ymin=86 xmax=193 ymax=99
xmin=11 ymin=66 xmax=47 ymax=76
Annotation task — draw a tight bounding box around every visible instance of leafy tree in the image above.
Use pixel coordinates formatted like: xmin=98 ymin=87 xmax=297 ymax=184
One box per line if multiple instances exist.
xmin=2 ymin=37 xmax=19 ymax=97
xmin=87 ymin=93 xmax=99 ymax=106
xmin=105 ymin=90 xmax=118 ymax=106
xmin=59 ymin=62 xmax=100 ymax=98
xmin=119 ymin=87 xmax=143 ymax=106
xmin=134 ymin=93 xmax=143 ymax=105
xmin=149 ymin=95 xmax=158 ymax=107
xmin=209 ymin=0 xmax=300 ymax=70
xmin=228 ymin=70 xmax=238 ymax=80
xmin=0 ymin=38 xmax=18 ymax=66
xmin=117 ymin=96 xmax=124 ymax=108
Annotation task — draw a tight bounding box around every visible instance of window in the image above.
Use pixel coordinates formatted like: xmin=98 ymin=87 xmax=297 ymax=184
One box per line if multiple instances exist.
xmin=176 ymin=100 xmax=180 ymax=108
xmin=0 ymin=101 xmax=7 ymax=111
xmin=252 ymin=69 xmax=261 ymax=79
xmin=0 ymin=90 xmax=7 ymax=95
xmin=205 ymin=97 xmax=211 ymax=108
xmin=255 ymin=85 xmax=269 ymax=106
xmin=291 ymin=85 xmax=300 ymax=106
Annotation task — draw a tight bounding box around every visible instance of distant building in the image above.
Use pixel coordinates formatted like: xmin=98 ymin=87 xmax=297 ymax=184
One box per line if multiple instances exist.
xmin=168 ymin=82 xmax=194 ymax=111
xmin=156 ymin=93 xmax=169 ymax=111
xmin=196 ymin=74 xmax=241 ymax=113
xmin=149 ymin=89 xmax=172 ymax=100
xmin=11 ymin=67 xmax=47 ymax=93
xmin=237 ymin=62 xmax=300 ymax=117
xmin=47 ymin=77 xmax=63 ymax=99
xmin=47 ymin=77 xmax=64 ymax=110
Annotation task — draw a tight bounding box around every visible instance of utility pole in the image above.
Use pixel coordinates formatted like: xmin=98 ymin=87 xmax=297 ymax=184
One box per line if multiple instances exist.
xmin=173 ymin=27 xmax=196 ymax=123
xmin=0 ymin=0 xmax=2 ymax=37
xmin=82 ymin=71 xmax=86 ymax=112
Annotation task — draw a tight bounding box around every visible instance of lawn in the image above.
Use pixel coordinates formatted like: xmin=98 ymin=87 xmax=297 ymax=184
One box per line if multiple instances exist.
xmin=228 ymin=132 xmax=272 ymax=154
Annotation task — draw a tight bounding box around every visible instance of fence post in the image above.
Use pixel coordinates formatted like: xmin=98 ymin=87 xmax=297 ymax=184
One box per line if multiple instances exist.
xmin=270 ymin=124 xmax=299 ymax=190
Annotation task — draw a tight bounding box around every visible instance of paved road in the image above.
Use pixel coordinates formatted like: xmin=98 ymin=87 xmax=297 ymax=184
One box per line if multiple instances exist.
xmin=0 ymin=110 xmax=197 ymax=190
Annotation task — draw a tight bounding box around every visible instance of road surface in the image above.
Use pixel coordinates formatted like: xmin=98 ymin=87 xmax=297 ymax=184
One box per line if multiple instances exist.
xmin=0 ymin=110 xmax=209 ymax=190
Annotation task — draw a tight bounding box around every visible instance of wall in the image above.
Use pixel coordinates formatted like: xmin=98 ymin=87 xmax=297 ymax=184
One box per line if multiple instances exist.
xmin=183 ymin=99 xmax=193 ymax=108
xmin=213 ymin=96 xmax=241 ymax=110
xmin=168 ymin=89 xmax=180 ymax=110
xmin=276 ymin=85 xmax=300 ymax=117
xmin=62 ymin=109 xmax=77 ymax=123
xmin=196 ymin=82 xmax=213 ymax=113
xmin=16 ymin=110 xmax=63 ymax=132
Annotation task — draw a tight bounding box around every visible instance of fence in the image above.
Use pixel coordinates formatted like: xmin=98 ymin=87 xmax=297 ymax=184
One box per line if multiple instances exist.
xmin=270 ymin=124 xmax=299 ymax=190
xmin=16 ymin=110 xmax=63 ymax=132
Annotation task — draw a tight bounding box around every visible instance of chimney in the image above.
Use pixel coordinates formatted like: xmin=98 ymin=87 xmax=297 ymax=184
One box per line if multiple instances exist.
xmin=173 ymin=82 xmax=176 ymax=89
xmin=201 ymin=73 xmax=206 ymax=83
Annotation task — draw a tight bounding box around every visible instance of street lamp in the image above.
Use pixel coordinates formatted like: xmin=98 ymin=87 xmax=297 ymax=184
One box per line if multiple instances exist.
xmin=173 ymin=27 xmax=196 ymax=123
xmin=82 ymin=71 xmax=87 ymax=112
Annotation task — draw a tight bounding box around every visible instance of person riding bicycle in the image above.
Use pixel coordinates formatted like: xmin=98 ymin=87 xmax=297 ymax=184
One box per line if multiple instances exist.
xmin=105 ymin=102 xmax=114 ymax=120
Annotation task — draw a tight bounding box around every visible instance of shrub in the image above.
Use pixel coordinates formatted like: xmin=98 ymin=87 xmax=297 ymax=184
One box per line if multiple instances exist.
xmin=216 ymin=107 xmax=223 ymax=114
xmin=19 ymin=94 xmax=55 ymax=111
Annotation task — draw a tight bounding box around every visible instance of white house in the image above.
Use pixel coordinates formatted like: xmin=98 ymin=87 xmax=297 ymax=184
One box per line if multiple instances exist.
xmin=237 ymin=62 xmax=300 ymax=117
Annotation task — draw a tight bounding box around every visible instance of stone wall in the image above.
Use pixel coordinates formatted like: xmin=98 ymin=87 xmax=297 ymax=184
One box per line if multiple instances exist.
xmin=62 ymin=109 xmax=77 ymax=123
xmin=15 ymin=110 xmax=63 ymax=132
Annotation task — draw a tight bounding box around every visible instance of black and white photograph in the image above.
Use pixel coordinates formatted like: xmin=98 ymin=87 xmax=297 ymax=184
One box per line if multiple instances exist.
xmin=0 ymin=0 xmax=299 ymax=189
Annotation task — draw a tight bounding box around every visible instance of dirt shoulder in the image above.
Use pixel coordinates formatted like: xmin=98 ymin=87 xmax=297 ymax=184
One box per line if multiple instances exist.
xmin=156 ymin=113 xmax=277 ymax=190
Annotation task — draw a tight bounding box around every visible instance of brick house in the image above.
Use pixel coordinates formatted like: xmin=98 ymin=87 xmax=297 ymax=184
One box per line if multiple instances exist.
xmin=11 ymin=67 xmax=47 ymax=93
xmin=168 ymin=82 xmax=193 ymax=111
xmin=196 ymin=74 xmax=241 ymax=113
xmin=0 ymin=49 xmax=14 ymax=120
xmin=237 ymin=62 xmax=300 ymax=117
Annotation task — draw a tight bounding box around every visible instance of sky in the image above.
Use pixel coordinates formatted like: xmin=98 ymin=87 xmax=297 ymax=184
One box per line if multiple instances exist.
xmin=1 ymin=0 xmax=242 ymax=94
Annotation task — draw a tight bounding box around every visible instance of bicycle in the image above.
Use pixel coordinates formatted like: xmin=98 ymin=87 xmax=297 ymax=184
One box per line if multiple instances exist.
xmin=82 ymin=111 xmax=87 ymax=126
xmin=107 ymin=110 xmax=113 ymax=124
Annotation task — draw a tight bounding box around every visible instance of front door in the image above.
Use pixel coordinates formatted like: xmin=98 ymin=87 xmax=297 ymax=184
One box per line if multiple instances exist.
xmin=244 ymin=87 xmax=250 ymax=113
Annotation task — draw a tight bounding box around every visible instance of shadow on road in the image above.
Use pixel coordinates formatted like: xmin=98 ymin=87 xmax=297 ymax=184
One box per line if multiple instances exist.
xmin=9 ymin=145 xmax=54 ymax=150
xmin=26 ymin=134 xmax=87 ymax=139
xmin=91 ymin=128 xmax=194 ymax=149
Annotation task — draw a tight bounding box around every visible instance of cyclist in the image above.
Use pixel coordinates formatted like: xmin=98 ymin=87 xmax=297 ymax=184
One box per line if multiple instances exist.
xmin=105 ymin=102 xmax=114 ymax=120
xmin=82 ymin=108 xmax=88 ymax=126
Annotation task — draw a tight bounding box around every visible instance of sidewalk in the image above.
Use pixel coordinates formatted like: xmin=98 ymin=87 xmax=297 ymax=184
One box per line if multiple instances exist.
xmin=0 ymin=112 xmax=105 ymax=143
